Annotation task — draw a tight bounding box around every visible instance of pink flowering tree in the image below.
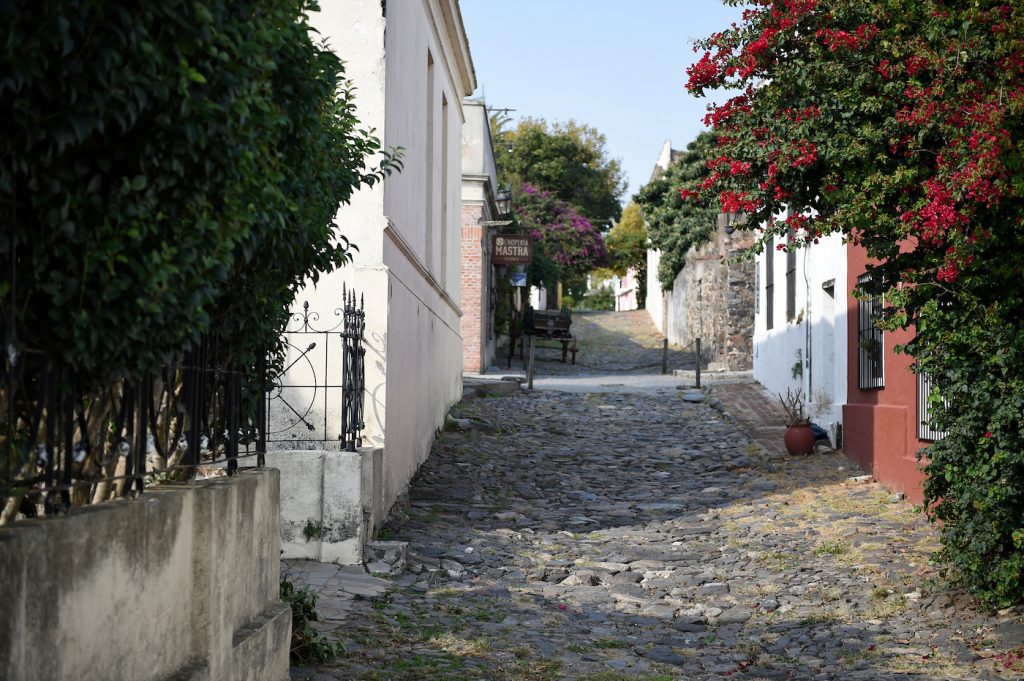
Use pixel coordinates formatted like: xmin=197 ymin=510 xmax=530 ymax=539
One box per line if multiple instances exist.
xmin=512 ymin=183 xmax=608 ymax=296
xmin=689 ymin=0 xmax=1024 ymax=604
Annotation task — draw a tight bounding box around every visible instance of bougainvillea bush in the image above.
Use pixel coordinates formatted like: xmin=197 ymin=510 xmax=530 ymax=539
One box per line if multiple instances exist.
xmin=513 ymin=183 xmax=608 ymax=291
xmin=688 ymin=0 xmax=1024 ymax=604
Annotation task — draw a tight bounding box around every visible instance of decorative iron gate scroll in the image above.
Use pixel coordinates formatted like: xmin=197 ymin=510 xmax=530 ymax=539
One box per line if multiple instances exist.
xmin=264 ymin=287 xmax=365 ymax=451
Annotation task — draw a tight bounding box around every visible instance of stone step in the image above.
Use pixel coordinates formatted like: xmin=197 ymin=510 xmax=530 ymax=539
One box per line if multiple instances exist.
xmin=363 ymin=540 xmax=408 ymax=576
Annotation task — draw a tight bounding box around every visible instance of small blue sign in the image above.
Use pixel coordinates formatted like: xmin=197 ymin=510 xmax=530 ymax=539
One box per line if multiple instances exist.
xmin=509 ymin=272 xmax=527 ymax=287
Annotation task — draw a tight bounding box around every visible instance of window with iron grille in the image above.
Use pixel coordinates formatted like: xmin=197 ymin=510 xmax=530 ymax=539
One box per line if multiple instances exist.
xmin=857 ymin=273 xmax=884 ymax=389
xmin=917 ymin=370 xmax=948 ymax=441
xmin=785 ymin=232 xmax=796 ymax=321
xmin=765 ymin=236 xmax=774 ymax=330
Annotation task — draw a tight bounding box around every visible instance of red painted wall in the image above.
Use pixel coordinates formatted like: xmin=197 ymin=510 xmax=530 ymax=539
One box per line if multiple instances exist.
xmin=843 ymin=244 xmax=930 ymax=504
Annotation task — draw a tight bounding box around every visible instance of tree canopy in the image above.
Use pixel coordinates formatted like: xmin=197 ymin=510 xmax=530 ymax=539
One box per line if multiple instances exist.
xmin=635 ymin=131 xmax=719 ymax=290
xmin=494 ymin=117 xmax=626 ymax=223
xmin=512 ymin=183 xmax=608 ymax=290
xmin=604 ymin=202 xmax=648 ymax=307
xmin=689 ymin=0 xmax=1024 ymax=605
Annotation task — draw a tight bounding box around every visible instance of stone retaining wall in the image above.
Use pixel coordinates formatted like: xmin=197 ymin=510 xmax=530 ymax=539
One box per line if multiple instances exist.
xmin=0 ymin=470 xmax=289 ymax=681
xmin=663 ymin=220 xmax=755 ymax=371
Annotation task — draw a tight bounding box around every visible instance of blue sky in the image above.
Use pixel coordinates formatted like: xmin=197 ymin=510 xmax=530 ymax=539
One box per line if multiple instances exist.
xmin=460 ymin=0 xmax=744 ymax=206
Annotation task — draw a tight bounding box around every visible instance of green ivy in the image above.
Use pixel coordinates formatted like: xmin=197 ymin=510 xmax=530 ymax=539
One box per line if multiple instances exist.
xmin=634 ymin=132 xmax=718 ymax=290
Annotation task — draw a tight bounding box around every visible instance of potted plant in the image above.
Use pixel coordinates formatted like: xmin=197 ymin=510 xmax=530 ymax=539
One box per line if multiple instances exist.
xmin=778 ymin=388 xmax=815 ymax=455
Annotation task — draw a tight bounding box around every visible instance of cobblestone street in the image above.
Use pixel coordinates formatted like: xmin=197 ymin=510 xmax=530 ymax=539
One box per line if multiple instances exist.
xmin=291 ymin=312 xmax=1024 ymax=681
xmin=504 ymin=310 xmax=699 ymax=376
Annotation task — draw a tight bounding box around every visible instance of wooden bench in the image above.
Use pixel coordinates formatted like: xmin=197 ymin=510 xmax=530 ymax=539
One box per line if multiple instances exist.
xmin=522 ymin=307 xmax=577 ymax=364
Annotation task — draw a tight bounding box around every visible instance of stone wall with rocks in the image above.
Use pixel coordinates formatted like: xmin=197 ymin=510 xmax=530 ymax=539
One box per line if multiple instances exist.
xmin=662 ymin=217 xmax=755 ymax=371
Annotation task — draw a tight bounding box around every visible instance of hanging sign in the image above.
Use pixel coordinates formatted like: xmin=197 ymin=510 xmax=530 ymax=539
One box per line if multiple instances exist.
xmin=492 ymin=234 xmax=532 ymax=265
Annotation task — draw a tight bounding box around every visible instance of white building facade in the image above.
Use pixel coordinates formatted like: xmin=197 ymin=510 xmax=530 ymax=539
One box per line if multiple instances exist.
xmin=753 ymin=228 xmax=847 ymax=434
xmin=645 ymin=140 xmax=681 ymax=334
xmin=612 ymin=269 xmax=639 ymax=311
xmin=268 ymin=0 xmax=476 ymax=563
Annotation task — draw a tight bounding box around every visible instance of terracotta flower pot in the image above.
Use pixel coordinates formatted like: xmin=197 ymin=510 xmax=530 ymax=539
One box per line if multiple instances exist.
xmin=784 ymin=423 xmax=815 ymax=456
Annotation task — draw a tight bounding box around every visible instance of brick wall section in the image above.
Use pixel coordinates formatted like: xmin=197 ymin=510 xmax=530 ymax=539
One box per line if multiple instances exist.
xmin=461 ymin=203 xmax=485 ymax=372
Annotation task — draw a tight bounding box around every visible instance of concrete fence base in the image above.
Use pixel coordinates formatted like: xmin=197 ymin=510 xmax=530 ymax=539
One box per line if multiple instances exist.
xmin=264 ymin=447 xmax=384 ymax=565
xmin=0 ymin=470 xmax=290 ymax=681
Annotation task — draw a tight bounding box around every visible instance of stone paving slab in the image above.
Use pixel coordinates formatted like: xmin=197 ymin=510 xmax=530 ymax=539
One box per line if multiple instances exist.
xmin=709 ymin=379 xmax=791 ymax=457
xmin=281 ymin=559 xmax=390 ymax=635
xmin=289 ymin=380 xmax=1024 ymax=680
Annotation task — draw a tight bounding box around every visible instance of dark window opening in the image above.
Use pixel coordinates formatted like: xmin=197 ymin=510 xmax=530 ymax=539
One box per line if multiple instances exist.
xmin=857 ymin=273 xmax=884 ymax=389
xmin=785 ymin=230 xmax=796 ymax=321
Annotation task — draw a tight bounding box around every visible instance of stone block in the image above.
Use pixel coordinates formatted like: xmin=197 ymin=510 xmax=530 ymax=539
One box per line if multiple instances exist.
xmin=266 ymin=447 xmax=383 ymax=565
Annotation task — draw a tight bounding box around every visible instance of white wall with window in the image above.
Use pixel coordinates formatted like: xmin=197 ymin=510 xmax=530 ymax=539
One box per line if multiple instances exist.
xmin=753 ymin=225 xmax=848 ymax=433
xmin=289 ymin=0 xmax=475 ymax=533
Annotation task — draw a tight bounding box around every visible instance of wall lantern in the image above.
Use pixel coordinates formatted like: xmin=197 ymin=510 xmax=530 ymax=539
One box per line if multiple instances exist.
xmin=717 ymin=211 xmax=747 ymax=235
xmin=494 ymin=187 xmax=512 ymax=218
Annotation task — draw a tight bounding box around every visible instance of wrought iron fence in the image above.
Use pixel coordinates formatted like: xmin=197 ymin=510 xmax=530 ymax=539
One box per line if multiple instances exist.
xmin=1 ymin=286 xmax=367 ymax=522
xmin=1 ymin=334 xmax=266 ymax=521
xmin=264 ymin=287 xmax=366 ymax=451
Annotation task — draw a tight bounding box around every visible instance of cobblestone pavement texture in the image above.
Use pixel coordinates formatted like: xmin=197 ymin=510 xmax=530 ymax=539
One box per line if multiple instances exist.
xmin=500 ymin=310 xmax=699 ymax=376
xmin=288 ymin=312 xmax=1024 ymax=681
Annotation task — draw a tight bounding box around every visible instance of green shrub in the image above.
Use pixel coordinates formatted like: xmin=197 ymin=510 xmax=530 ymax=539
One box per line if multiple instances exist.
xmin=280 ymin=578 xmax=343 ymax=665
xmin=583 ymin=285 xmax=614 ymax=311
xmin=916 ymin=295 xmax=1024 ymax=607
xmin=1 ymin=0 xmax=397 ymax=391
xmin=560 ymin=295 xmax=575 ymax=310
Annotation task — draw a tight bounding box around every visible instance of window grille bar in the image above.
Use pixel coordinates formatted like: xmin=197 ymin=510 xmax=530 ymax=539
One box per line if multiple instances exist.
xmin=917 ymin=371 xmax=948 ymax=441
xmin=857 ymin=274 xmax=885 ymax=389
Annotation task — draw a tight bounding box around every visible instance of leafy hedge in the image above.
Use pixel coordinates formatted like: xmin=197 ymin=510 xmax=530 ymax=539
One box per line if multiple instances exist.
xmin=635 ymin=132 xmax=718 ymax=291
xmin=913 ymin=269 xmax=1024 ymax=606
xmin=1 ymin=0 xmax=396 ymax=390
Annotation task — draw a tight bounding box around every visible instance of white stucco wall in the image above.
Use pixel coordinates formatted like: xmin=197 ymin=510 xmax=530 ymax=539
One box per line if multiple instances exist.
xmin=461 ymin=99 xmax=498 ymax=203
xmin=281 ymin=0 xmax=474 ymax=527
xmin=643 ymin=141 xmax=675 ymax=334
xmin=646 ymin=249 xmax=665 ymax=332
xmin=753 ymin=230 xmax=848 ymax=431
xmin=379 ymin=0 xmax=471 ymax=508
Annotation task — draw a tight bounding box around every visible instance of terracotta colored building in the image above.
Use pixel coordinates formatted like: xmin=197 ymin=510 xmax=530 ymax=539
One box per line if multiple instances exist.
xmin=843 ymin=245 xmax=944 ymax=504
